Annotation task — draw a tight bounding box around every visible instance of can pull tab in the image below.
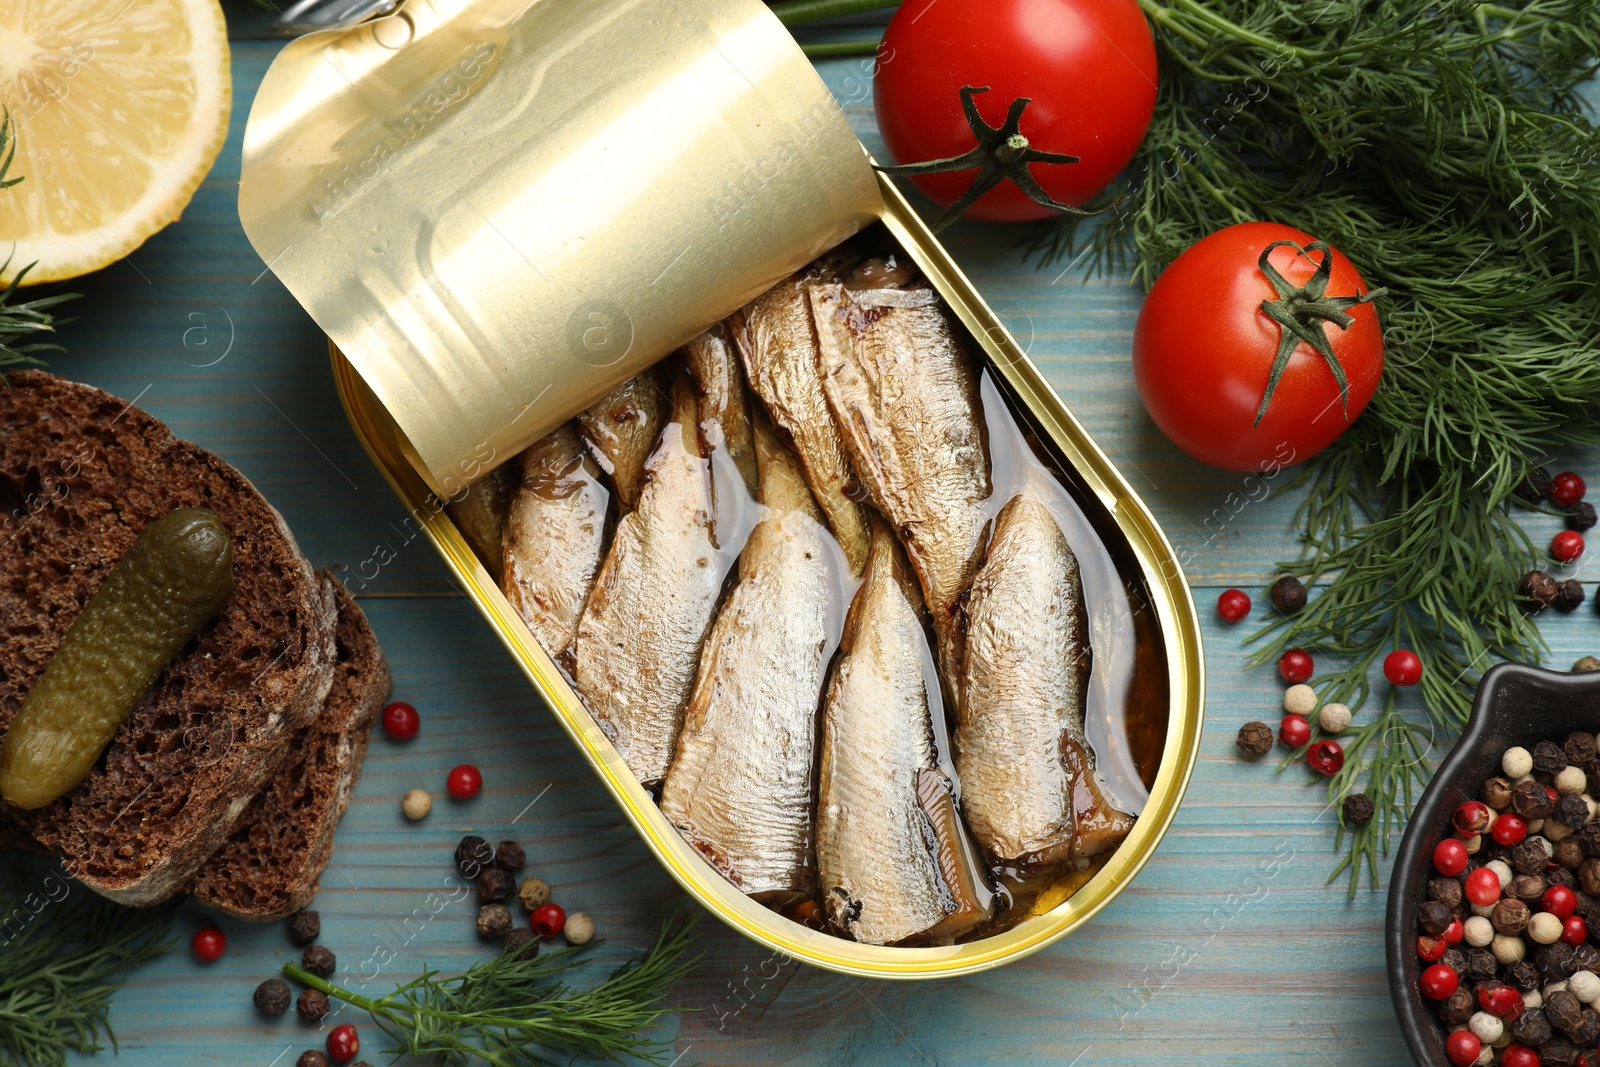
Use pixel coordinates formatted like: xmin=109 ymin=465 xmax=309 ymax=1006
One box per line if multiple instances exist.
xmin=278 ymin=0 xmax=396 ymax=31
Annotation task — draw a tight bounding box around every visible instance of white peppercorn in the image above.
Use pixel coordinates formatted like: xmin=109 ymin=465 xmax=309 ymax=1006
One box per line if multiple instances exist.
xmin=1530 ymin=911 xmax=1565 ymax=944
xmin=1487 ymin=859 xmax=1514 ymax=889
xmin=1492 ymin=934 xmax=1528 ymax=964
xmin=1318 ymin=702 xmax=1352 ymax=734
xmin=1559 ymin=765 xmax=1589 ymax=795
xmin=1572 ymin=970 xmax=1600 ymax=1004
xmin=564 ymin=912 xmax=594 ymax=946
xmin=1548 ymin=819 xmax=1575 ymax=842
xmin=1283 ymin=684 xmax=1317 ymax=716
xmin=401 ymin=789 xmax=432 ymax=821
xmin=1464 ymin=916 xmax=1496 ymax=947
xmin=1524 ymin=989 xmax=1544 ymax=1010
xmin=1505 ymin=746 xmax=1535 ymax=778
xmin=1468 ymin=1012 xmax=1504 ymax=1044
xmin=1462 ymin=834 xmax=1483 ymax=855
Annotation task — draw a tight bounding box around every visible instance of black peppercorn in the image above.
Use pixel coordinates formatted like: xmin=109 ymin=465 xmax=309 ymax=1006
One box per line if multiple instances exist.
xmin=1492 ymin=898 xmax=1530 ymax=935
xmin=1269 ymin=575 xmax=1307 ymax=614
xmin=495 ymin=840 xmax=527 ymax=872
xmin=1235 ymin=721 xmax=1274 ymax=760
xmin=297 ymin=988 xmax=329 ymax=1022
xmin=286 ymin=909 xmax=320 ymax=947
xmin=1557 ymin=579 xmax=1588 ymax=613
xmin=1574 ymin=942 xmax=1600 ymax=973
xmin=1568 ymin=732 xmax=1600 ymax=766
xmin=1516 ymin=1006 xmax=1553 ymax=1046
xmin=1543 ymin=1036 xmax=1579 ymax=1066
xmin=1537 ymin=941 xmax=1577 ymax=983
xmin=504 ymin=927 xmax=540 ymax=961
xmin=254 ymin=978 xmax=292 ymax=1016
xmin=1578 ymin=892 xmax=1600 ymax=919
xmin=1515 ymin=466 xmax=1553 ymax=504
xmin=297 ymin=1053 xmax=330 ymax=1067
xmin=1464 ymin=947 xmax=1497 ymax=982
xmin=1536 ymin=739 xmax=1571 ymax=776
xmin=1586 ymin=757 xmax=1600 ymax=796
xmin=1570 ymin=501 xmax=1598 ymax=531
xmin=1512 ymin=779 xmax=1556 ymax=821
xmin=1417 ymin=900 xmax=1453 ymax=936
xmin=1341 ymin=792 xmax=1375 ymax=826
xmin=477 ymin=903 xmax=513 ymax=939
xmin=1429 ymin=876 xmax=1465 ymax=908
xmin=1512 ymin=836 xmax=1553 ymax=874
xmin=1582 ymin=823 xmax=1600 ymax=859
xmin=1436 ymin=986 xmax=1475 ymax=1025
xmin=1441 ymin=948 xmax=1468 ymax=975
xmin=1552 ymin=865 xmax=1579 ymax=890
xmin=1549 ymin=989 xmax=1587 ymax=1037
xmin=1556 ymin=793 xmax=1592 ymax=830
xmin=1579 ymin=656 xmax=1600 ymax=673
xmin=1481 ymin=776 xmax=1514 ymax=812
xmin=1581 ymin=858 xmax=1600 ymax=896
xmin=1512 ymin=873 xmax=1547 ymax=903
xmin=477 ymin=867 xmax=514 ymax=904
xmin=1558 ymin=837 xmax=1587 ymax=870
xmin=1522 ymin=569 xmax=1561 ymax=609
xmin=301 ymin=944 xmax=336 ymax=980
xmin=455 ymin=835 xmax=494 ymax=878
xmin=1506 ymin=959 xmax=1541 ymax=992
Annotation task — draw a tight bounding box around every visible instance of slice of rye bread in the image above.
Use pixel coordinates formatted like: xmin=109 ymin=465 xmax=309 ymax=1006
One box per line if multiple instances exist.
xmin=0 ymin=370 xmax=338 ymax=906
xmin=188 ymin=573 xmax=390 ymax=920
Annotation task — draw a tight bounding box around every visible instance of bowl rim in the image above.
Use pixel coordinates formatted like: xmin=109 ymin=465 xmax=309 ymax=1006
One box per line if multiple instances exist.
xmin=1386 ymin=660 xmax=1600 ymax=1063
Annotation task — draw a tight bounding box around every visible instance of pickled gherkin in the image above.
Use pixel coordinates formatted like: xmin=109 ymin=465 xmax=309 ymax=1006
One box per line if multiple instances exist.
xmin=0 ymin=508 xmax=235 ymax=809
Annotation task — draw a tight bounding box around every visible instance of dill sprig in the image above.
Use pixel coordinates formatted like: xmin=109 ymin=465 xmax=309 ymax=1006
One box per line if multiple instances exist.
xmin=1028 ymin=0 xmax=1600 ymax=891
xmin=0 ymin=871 xmax=179 ymax=1067
xmin=0 ymin=113 xmax=74 ymax=373
xmin=283 ymin=914 xmax=699 ymax=1066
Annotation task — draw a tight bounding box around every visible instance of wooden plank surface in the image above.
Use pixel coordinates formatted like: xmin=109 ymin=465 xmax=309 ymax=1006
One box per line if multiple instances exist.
xmin=25 ymin=16 xmax=1598 ymax=1067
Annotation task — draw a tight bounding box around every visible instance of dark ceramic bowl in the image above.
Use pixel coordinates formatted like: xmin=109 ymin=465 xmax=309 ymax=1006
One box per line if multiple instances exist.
xmin=1387 ymin=662 xmax=1600 ymax=1065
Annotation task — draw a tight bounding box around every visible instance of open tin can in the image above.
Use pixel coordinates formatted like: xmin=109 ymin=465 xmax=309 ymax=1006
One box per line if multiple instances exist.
xmin=239 ymin=0 xmax=1205 ymax=978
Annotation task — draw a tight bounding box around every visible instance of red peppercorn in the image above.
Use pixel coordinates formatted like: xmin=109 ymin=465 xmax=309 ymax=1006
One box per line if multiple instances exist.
xmin=1383 ymin=649 xmax=1423 ymax=687
xmin=1492 ymin=812 xmax=1528 ymax=846
xmin=1279 ymin=713 xmax=1311 ymax=748
xmin=1419 ymin=962 xmax=1459 ymax=1000
xmin=326 ymin=1023 xmax=360 ymax=1063
xmin=1278 ymin=648 xmax=1314 ymax=684
xmin=381 ymin=701 xmax=419 ymax=741
xmin=1443 ymin=917 xmax=1464 ymax=944
xmin=1465 ymin=868 xmax=1502 ymax=907
xmin=1480 ymin=982 xmax=1525 ymax=1020
xmin=1306 ymin=740 xmax=1344 ymax=776
xmin=530 ymin=902 xmax=566 ymax=939
xmin=1502 ymin=1044 xmax=1540 ymax=1067
xmin=1544 ymin=784 xmax=1560 ymax=803
xmin=1544 ymin=884 xmax=1578 ymax=919
xmin=1552 ymin=471 xmax=1587 ymax=507
xmin=1216 ymin=588 xmax=1250 ymax=623
xmin=191 ymin=926 xmax=226 ymax=963
xmin=1433 ymin=838 xmax=1469 ymax=877
xmin=1445 ymin=1031 xmax=1481 ymax=1067
xmin=1417 ymin=934 xmax=1448 ymax=961
xmin=1553 ymin=529 xmax=1586 ymax=563
xmin=1563 ymin=914 xmax=1589 ymax=946
xmin=446 ymin=764 xmax=482 ymax=800
xmin=1453 ymin=800 xmax=1492 ymax=836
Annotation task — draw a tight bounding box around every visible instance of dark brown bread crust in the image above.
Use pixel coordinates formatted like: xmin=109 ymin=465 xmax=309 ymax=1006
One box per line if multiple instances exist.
xmin=0 ymin=371 xmax=337 ymax=905
xmin=189 ymin=574 xmax=390 ymax=920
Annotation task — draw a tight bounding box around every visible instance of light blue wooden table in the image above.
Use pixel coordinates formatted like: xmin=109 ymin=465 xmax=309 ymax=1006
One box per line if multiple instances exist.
xmin=40 ymin=9 xmax=1600 ymax=1066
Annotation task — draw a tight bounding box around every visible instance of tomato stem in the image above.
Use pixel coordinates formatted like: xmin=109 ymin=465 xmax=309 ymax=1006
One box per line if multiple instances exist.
xmin=1252 ymin=240 xmax=1386 ymax=427
xmin=874 ymin=86 xmax=1101 ymax=232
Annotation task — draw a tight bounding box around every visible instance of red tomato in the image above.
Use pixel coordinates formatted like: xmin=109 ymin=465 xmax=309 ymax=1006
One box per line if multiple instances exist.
xmin=874 ymin=0 xmax=1157 ymax=221
xmin=1133 ymin=222 xmax=1385 ymax=472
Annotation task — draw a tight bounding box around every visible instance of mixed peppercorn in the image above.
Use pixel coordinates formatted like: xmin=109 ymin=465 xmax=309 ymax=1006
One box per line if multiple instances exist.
xmin=1416 ymin=734 xmax=1600 ymax=1066
xmin=245 ymin=836 xmax=595 ymax=1064
xmin=1516 ymin=468 xmax=1593 ymax=613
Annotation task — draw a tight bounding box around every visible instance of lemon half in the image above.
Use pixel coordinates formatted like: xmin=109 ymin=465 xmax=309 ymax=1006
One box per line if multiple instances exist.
xmin=0 ymin=0 xmax=230 ymax=283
